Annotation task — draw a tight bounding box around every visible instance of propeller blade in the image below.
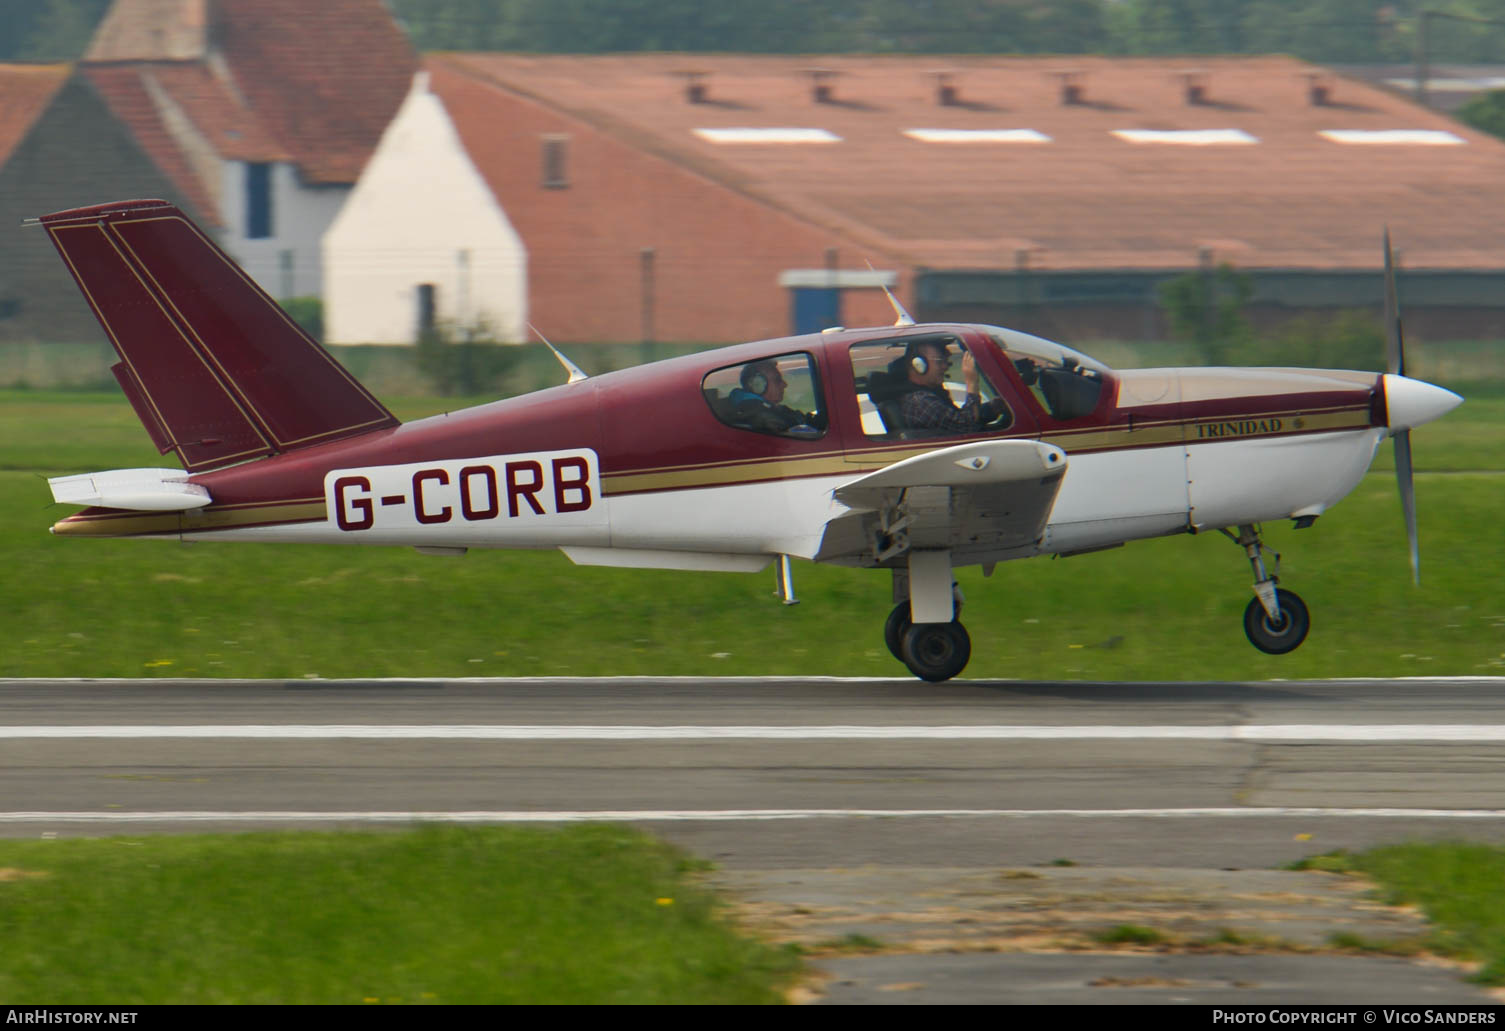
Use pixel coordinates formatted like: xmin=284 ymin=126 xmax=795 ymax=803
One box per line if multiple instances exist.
xmin=1394 ymin=428 xmax=1420 ymax=585
xmin=1383 ymin=229 xmax=1420 ymax=584
xmin=1383 ymin=227 xmax=1405 ymax=377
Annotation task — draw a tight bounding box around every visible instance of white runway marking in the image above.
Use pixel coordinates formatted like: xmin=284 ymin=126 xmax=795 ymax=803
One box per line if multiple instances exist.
xmin=6 ymin=808 xmax=1505 ymax=824
xmin=10 ymin=724 xmax=1505 ymax=741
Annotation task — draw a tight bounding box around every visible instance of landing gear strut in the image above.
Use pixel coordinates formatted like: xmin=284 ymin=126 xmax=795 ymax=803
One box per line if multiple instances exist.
xmin=1224 ymin=524 xmax=1310 ymax=655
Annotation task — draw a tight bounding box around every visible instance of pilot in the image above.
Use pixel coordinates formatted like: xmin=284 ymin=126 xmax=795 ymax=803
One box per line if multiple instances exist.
xmin=898 ymin=341 xmax=1009 ymax=433
xmin=728 ymin=359 xmax=822 ymax=437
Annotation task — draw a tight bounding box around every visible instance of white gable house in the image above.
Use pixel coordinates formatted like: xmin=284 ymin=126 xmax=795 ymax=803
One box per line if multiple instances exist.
xmin=323 ymin=72 xmax=528 ymax=345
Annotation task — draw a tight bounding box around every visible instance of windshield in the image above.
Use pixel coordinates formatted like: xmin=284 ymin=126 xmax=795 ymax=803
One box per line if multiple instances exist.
xmin=982 ymin=326 xmax=1110 ymax=422
xmin=981 ymin=326 xmax=1112 ymax=376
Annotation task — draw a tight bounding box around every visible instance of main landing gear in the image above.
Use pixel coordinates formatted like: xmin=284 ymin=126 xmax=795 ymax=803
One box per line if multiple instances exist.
xmin=884 ymin=601 xmax=972 ymax=682
xmin=1223 ymin=524 xmax=1310 ymax=655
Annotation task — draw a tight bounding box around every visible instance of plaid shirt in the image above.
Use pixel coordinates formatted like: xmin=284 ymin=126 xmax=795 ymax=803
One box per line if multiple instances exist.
xmin=898 ymin=386 xmax=999 ymax=434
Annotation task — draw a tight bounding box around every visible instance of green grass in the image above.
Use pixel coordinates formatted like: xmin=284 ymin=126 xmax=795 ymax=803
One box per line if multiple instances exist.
xmin=0 ymin=824 xmax=800 ymax=1004
xmin=1295 ymin=844 xmax=1505 ymax=982
xmin=1092 ymin=924 xmax=1166 ymax=945
xmin=2 ymin=389 xmax=1501 ymax=680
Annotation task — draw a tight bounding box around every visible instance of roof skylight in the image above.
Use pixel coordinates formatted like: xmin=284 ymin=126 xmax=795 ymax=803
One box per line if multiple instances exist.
xmin=1112 ymin=129 xmax=1259 ymax=145
xmin=1319 ymin=129 xmax=1465 ymax=145
xmin=903 ymin=129 xmax=1051 ymax=143
xmin=693 ymin=128 xmax=841 ymax=144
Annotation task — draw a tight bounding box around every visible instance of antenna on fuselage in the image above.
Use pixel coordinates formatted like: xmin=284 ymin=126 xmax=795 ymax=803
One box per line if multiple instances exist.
xmin=867 ymin=260 xmax=915 ymax=327
xmin=529 ymin=323 xmax=589 ymax=384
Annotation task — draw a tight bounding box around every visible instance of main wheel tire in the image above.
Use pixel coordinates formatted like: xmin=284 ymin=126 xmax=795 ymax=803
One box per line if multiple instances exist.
xmin=901 ymin=621 xmax=971 ymax=682
xmin=884 ymin=602 xmax=912 ymax=661
xmin=1243 ymin=588 xmax=1310 ymax=655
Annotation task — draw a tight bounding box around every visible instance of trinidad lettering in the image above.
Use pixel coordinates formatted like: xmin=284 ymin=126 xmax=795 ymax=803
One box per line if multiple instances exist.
xmin=1195 ymin=418 xmax=1284 ymax=440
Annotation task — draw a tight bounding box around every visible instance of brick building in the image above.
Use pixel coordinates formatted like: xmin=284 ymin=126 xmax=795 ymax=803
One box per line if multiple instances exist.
xmin=328 ymin=53 xmax=1505 ymax=346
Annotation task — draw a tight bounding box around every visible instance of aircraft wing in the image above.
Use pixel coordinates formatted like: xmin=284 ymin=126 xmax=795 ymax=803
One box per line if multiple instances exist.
xmin=822 ymin=440 xmax=1067 ymax=562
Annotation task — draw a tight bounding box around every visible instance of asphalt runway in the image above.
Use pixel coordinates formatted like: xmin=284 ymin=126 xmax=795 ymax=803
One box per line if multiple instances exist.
xmin=5 ymin=675 xmax=1505 ymax=1005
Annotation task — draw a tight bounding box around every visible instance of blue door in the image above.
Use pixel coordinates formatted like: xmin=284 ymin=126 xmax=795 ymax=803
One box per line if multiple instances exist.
xmin=790 ymin=287 xmax=841 ymax=334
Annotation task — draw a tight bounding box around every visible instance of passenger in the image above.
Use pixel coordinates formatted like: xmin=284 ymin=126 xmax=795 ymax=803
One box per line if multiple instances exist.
xmin=728 ymin=359 xmax=822 ymax=436
xmin=898 ymin=341 xmax=1009 ymax=433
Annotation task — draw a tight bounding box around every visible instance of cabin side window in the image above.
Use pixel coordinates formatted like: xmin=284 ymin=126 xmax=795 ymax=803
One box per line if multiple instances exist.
xmin=849 ymin=334 xmax=1013 ymax=439
xmin=702 ymin=352 xmax=826 ymax=439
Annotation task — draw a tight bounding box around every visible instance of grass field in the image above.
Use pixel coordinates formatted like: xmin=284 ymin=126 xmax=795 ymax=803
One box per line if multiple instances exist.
xmin=0 ymin=825 xmax=799 ymax=1004
xmin=1 ymin=388 xmax=1499 ymax=681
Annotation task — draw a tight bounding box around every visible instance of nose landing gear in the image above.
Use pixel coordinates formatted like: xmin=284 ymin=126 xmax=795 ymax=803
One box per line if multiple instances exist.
xmin=1223 ymin=524 xmax=1310 ymax=654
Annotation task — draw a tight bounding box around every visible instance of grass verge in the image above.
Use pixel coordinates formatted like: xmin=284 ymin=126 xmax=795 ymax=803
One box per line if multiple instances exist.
xmin=0 ymin=824 xmax=801 ymax=1004
xmin=1293 ymin=843 xmax=1505 ymax=982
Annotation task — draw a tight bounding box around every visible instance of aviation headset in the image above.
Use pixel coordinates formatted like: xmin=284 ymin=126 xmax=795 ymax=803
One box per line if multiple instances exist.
xmin=906 ymin=342 xmax=948 ymax=376
xmin=741 ymin=362 xmax=775 ymax=395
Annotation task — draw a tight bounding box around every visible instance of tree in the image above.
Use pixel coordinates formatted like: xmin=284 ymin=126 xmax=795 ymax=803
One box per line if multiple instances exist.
xmin=1457 ymin=88 xmax=1505 ymax=139
xmin=17 ymin=0 xmax=109 ymax=62
xmin=1157 ymin=262 xmax=1253 ymax=365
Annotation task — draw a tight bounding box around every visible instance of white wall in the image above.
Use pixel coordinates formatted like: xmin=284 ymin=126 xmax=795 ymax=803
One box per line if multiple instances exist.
xmin=323 ymin=72 xmax=528 ymax=345
xmin=223 ymin=161 xmax=347 ymax=300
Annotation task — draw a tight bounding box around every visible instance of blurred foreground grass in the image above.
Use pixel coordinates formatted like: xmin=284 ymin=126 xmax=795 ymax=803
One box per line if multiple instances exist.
xmin=0 ymin=825 xmax=799 ymax=1004
xmin=1296 ymin=843 xmax=1505 ymax=983
xmin=1 ymin=390 xmax=1500 ymax=681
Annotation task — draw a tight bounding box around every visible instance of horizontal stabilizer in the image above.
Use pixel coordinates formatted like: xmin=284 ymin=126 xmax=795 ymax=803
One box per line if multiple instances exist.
xmin=49 ymin=468 xmax=211 ymax=511
xmin=39 ymin=199 xmax=398 ymax=472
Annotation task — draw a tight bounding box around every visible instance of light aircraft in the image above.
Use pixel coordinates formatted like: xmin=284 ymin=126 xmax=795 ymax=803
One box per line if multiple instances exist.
xmin=36 ymin=199 xmax=1461 ymax=681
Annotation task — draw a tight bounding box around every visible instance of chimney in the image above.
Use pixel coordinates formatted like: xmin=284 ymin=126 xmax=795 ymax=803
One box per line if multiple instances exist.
xmin=1053 ymin=70 xmax=1085 ymax=106
xmin=934 ymin=70 xmax=959 ymax=107
xmin=1179 ymin=70 xmax=1209 ymax=105
xmin=677 ymin=70 xmax=709 ymax=104
xmin=808 ymin=68 xmax=837 ymax=104
xmin=1303 ymin=72 xmax=1332 ymax=106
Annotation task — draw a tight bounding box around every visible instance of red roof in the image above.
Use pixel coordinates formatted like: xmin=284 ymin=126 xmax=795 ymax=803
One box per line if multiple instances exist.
xmin=211 ymin=0 xmax=416 ymax=183
xmin=436 ymin=54 xmax=1505 ymax=271
xmin=0 ymin=64 xmax=69 ymax=166
xmin=78 ymin=0 xmax=414 ymax=202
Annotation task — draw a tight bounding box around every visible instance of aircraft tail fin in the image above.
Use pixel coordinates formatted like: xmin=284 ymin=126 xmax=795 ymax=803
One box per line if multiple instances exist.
xmin=39 ymin=199 xmax=398 ymax=472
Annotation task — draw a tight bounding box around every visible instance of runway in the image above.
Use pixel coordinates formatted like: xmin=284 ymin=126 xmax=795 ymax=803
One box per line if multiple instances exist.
xmin=5 ymin=675 xmax=1505 ymax=1003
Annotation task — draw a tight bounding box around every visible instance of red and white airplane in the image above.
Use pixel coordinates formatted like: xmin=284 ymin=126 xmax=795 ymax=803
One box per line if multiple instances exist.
xmin=38 ymin=199 xmax=1461 ymax=681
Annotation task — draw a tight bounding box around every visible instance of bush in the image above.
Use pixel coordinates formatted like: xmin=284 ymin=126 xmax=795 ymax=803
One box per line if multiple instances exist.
xmin=280 ymin=297 xmax=324 ymax=342
xmin=415 ymin=318 xmax=521 ymax=396
xmin=1240 ymin=310 xmax=1385 ymax=371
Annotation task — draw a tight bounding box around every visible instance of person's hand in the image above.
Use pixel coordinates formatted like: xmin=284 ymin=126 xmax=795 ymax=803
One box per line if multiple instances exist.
xmin=961 ymin=350 xmax=980 ymax=394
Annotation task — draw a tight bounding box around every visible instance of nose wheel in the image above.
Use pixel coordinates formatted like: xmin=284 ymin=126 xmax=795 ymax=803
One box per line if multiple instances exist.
xmin=1243 ymin=588 xmax=1309 ymax=654
xmin=1224 ymin=524 xmax=1311 ymax=655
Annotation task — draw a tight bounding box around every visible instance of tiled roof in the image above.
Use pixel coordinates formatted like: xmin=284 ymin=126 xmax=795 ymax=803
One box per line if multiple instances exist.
xmin=212 ymin=0 xmax=416 ymax=183
xmin=0 ymin=64 xmax=69 ymax=166
xmin=437 ymin=54 xmax=1505 ymax=271
xmin=80 ymin=64 xmax=226 ymax=224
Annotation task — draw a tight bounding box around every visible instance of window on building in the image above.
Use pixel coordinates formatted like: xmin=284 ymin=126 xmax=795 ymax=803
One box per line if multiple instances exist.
xmin=541 ymin=135 xmax=569 ymax=189
xmin=245 ymin=162 xmax=272 ymax=239
xmin=702 ymin=352 xmax=826 ymax=439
